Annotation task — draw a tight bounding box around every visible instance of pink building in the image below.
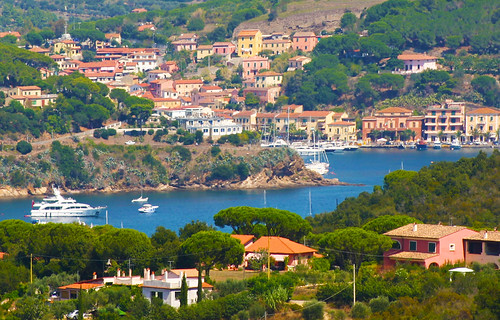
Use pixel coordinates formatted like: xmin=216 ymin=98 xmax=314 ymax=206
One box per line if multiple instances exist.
xmin=292 ymin=32 xmax=318 ymax=52
xmin=213 ymin=42 xmax=236 ymax=57
xmin=384 ymin=223 xmax=478 ymax=269
xmin=464 ymin=230 xmax=500 ymax=268
xmin=242 ymin=56 xmax=270 ymax=80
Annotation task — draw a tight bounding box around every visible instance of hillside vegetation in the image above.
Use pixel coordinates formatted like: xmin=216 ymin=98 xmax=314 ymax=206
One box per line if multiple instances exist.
xmin=307 ymin=150 xmax=500 ymax=233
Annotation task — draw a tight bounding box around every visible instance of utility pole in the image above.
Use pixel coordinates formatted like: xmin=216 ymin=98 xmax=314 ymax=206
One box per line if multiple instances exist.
xmin=353 ymin=264 xmax=356 ymax=306
xmin=30 ymin=253 xmax=33 ymax=283
xmin=267 ymin=235 xmax=271 ymax=280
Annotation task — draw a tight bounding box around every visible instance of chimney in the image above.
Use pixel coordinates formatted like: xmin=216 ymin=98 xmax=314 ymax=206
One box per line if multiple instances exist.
xmin=484 ymin=231 xmax=488 ymax=239
xmin=129 ymin=269 xmax=132 ymax=277
xmin=93 ymin=272 xmax=97 ymax=280
xmin=164 ymin=270 xmax=168 ymax=281
xmin=151 ymin=272 xmax=155 ymax=280
xmin=117 ymin=268 xmax=121 ymax=277
xmin=413 ymin=223 xmax=417 ymax=232
xmin=144 ymin=268 xmax=147 ymax=280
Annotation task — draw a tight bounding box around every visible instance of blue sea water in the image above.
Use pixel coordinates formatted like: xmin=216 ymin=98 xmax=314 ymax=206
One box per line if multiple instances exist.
xmin=0 ymin=148 xmax=492 ymax=235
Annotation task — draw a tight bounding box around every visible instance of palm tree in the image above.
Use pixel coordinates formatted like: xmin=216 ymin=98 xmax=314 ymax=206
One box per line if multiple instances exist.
xmin=455 ymin=130 xmax=462 ymax=142
xmin=437 ymin=130 xmax=444 ymax=142
xmin=472 ymin=127 xmax=480 ymax=142
xmin=496 ymin=128 xmax=500 ymax=144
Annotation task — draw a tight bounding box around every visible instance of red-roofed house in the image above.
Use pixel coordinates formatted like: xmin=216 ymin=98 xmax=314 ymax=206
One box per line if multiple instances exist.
xmin=79 ymin=61 xmax=120 ymax=74
xmin=237 ymin=29 xmax=262 ymax=57
xmin=241 ymin=236 xmax=318 ymax=270
xmin=395 ymin=53 xmax=438 ymax=74
xmin=0 ymin=31 xmax=21 ymax=41
xmin=297 ymin=111 xmax=336 ymax=137
xmin=292 ymin=32 xmax=318 ymax=52
xmin=174 ymin=79 xmax=203 ymax=97
xmin=464 ymin=231 xmax=500 ymax=268
xmin=132 ymin=8 xmax=148 ymax=13
xmin=244 ymin=87 xmax=281 ymax=104
xmin=29 ymin=46 xmax=50 ymax=56
xmin=242 ymin=56 xmax=270 ymax=80
xmin=160 ymin=61 xmax=179 ymax=74
xmin=138 ymin=24 xmax=155 ymax=32
xmin=288 ymin=56 xmax=311 ymax=71
xmin=255 ymin=71 xmax=282 ymax=88
xmin=196 ymin=45 xmax=213 ymax=62
xmin=466 ymin=107 xmax=500 ymax=143
xmin=232 ymin=110 xmax=257 ymax=131
xmin=213 ymin=42 xmax=236 ymax=58
xmin=383 ymin=223 xmax=478 ymax=269
xmin=262 ymin=38 xmax=292 ymax=55
xmin=362 ymin=107 xmax=424 ymax=142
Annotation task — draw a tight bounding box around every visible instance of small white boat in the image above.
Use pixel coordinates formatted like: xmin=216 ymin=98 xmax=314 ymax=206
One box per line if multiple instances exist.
xmin=125 ymin=140 xmax=136 ymax=145
xmin=450 ymin=140 xmax=462 ymax=150
xmin=433 ymin=141 xmax=442 ymax=149
xmin=132 ymin=195 xmax=148 ymax=203
xmin=138 ymin=204 xmax=158 ymax=213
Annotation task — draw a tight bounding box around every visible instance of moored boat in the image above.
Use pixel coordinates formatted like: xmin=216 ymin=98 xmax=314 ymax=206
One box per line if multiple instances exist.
xmin=450 ymin=140 xmax=462 ymax=150
xmin=30 ymin=186 xmax=105 ymax=218
xmin=416 ymin=140 xmax=428 ymax=151
xmin=138 ymin=204 xmax=159 ymax=213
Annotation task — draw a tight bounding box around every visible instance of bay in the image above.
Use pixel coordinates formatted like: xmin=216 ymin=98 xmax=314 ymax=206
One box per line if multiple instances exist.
xmin=0 ymin=148 xmax=492 ymax=235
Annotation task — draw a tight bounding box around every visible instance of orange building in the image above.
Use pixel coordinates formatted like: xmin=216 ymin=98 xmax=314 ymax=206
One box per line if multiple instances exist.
xmin=362 ymin=107 xmax=424 ymax=142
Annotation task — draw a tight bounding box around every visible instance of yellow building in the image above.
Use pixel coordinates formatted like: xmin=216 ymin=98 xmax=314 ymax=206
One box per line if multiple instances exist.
xmin=237 ymin=29 xmax=262 ymax=58
xmin=196 ymin=45 xmax=213 ymax=62
xmin=262 ymin=39 xmax=291 ymax=55
xmin=255 ymin=71 xmax=282 ymax=88
xmin=466 ymin=107 xmax=500 ymax=142
xmin=53 ymin=40 xmax=82 ymax=59
xmin=326 ymin=121 xmax=357 ymax=142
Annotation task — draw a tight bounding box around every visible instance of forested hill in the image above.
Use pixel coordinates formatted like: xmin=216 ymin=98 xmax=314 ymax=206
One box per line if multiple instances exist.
xmin=307 ymin=150 xmax=500 ymax=233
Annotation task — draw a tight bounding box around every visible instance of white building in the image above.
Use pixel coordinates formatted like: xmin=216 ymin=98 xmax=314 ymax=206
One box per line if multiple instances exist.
xmin=179 ymin=116 xmax=243 ymax=138
xmin=142 ymin=268 xmax=212 ymax=308
xmin=395 ymin=53 xmax=438 ymax=74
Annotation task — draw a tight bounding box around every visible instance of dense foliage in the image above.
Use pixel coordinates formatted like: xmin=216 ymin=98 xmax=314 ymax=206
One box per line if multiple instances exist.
xmin=308 ymin=151 xmax=500 ymax=233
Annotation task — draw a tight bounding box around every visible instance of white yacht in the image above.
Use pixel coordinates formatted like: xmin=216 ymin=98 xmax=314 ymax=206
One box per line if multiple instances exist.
xmin=30 ymin=186 xmax=105 ymax=218
xmin=138 ymin=204 xmax=159 ymax=213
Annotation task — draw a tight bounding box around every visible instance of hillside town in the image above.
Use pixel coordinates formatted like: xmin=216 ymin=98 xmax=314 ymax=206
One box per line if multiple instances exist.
xmin=0 ymin=0 xmax=499 ymax=319
xmin=2 ymin=19 xmax=499 ymax=147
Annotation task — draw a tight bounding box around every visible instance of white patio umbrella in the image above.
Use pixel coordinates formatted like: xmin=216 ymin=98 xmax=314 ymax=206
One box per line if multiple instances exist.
xmin=449 ymin=267 xmax=474 ymax=281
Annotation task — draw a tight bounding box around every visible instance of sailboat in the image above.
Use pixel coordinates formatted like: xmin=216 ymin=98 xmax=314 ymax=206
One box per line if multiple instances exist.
xmin=304 ymin=132 xmax=329 ymax=175
xmin=132 ymin=190 xmax=148 ymax=203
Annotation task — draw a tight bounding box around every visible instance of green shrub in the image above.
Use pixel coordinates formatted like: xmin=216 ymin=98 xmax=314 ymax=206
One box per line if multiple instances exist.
xmin=211 ymin=146 xmax=221 ymax=157
xmin=302 ymin=300 xmax=325 ymax=320
xmin=351 ymin=302 xmax=371 ymax=319
xmin=16 ymin=140 xmax=32 ymax=155
xmin=171 ymin=146 xmax=191 ymax=162
xmin=93 ymin=130 xmax=101 ymax=138
xmin=369 ymin=296 xmax=389 ymax=313
xmin=248 ymin=302 xmax=266 ymax=319
xmin=148 ymin=129 xmax=155 ymax=135
xmin=210 ymin=164 xmax=235 ymax=181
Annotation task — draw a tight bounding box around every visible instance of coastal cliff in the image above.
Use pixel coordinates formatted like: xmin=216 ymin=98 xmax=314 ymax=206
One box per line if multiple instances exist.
xmin=0 ymin=143 xmax=348 ymax=198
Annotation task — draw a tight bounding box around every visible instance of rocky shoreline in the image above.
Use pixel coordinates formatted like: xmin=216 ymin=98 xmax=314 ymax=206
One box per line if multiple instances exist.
xmin=0 ymin=172 xmax=357 ymax=199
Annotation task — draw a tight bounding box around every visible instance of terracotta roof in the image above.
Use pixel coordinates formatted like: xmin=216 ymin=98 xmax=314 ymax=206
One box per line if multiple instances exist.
xmin=363 ymin=116 xmax=377 ymax=120
xmin=201 ymin=85 xmax=222 ymax=90
xmin=0 ymin=31 xmax=21 ymax=38
xmin=289 ymin=56 xmax=310 ymax=61
xmin=197 ymin=45 xmax=213 ymax=50
xmin=388 ymin=251 xmax=438 ymax=260
xmin=384 ymin=224 xmax=471 ymax=239
xmin=59 ymin=282 xmax=104 ymax=290
xmin=213 ymin=42 xmax=235 ymax=47
xmin=51 ymin=55 xmax=66 ymax=59
xmin=263 ymin=39 xmax=291 ymax=44
xmin=246 ymin=236 xmax=317 ymax=254
xmin=256 ymin=112 xmax=278 ymax=118
xmin=29 ymin=47 xmax=50 ymax=53
xmin=170 ymin=268 xmax=199 ymax=278
xmin=238 ymin=29 xmax=260 ymax=37
xmin=138 ymin=24 xmax=155 ymax=32
xmin=178 ymin=33 xmax=197 ymax=39
xmin=175 ymin=79 xmax=203 ymax=85
xmin=132 ymin=8 xmax=148 ymax=12
xmin=328 ymin=121 xmax=355 ymax=126
xmin=464 ymin=230 xmax=500 ymax=242
xmin=202 ymin=282 xmax=214 ymax=288
xmin=257 ymin=71 xmax=282 ymax=76
xmin=275 ymin=113 xmax=300 ymax=118
xmin=243 ymin=56 xmax=268 ymax=62
xmin=293 ymin=32 xmax=316 ymax=38
xmin=105 ymin=33 xmax=120 ymax=39
xmin=79 ymin=61 xmax=117 ymax=68
xmin=398 ymin=53 xmax=437 ymax=61
xmin=375 ymin=107 xmax=412 ymax=114
xmin=231 ymin=234 xmax=255 ymax=244
xmin=148 ymin=69 xmax=168 ymax=74
xmin=299 ymin=111 xmax=332 ymax=118
xmin=468 ymin=107 xmax=500 ymax=115
xmin=18 ymin=86 xmax=41 ymax=90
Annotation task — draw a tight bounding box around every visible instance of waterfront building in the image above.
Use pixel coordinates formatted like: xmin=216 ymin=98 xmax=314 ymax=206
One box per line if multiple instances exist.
xmin=232 ymin=110 xmax=257 ymax=131
xmin=383 ymin=223 xmax=478 ymax=269
xmin=465 ymin=107 xmax=500 ymax=142
xmin=326 ymin=121 xmax=357 ymax=142
xmin=237 ymin=29 xmax=262 ymax=57
xmin=178 ymin=116 xmax=242 ymax=138
xmin=424 ymin=100 xmax=465 ymax=142
xmin=362 ymin=107 xmax=424 ymax=142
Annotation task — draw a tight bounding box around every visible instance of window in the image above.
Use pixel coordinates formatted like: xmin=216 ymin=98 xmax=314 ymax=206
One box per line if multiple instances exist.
xmin=410 ymin=241 xmax=417 ymax=251
xmin=428 ymin=242 xmax=436 ymax=253
xmin=392 ymin=241 xmax=401 ymax=250
xmin=174 ymin=291 xmax=181 ymax=300
xmin=468 ymin=241 xmax=482 ymax=254
xmin=485 ymin=242 xmax=500 ymax=256
xmin=449 ymin=243 xmax=455 ymax=251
